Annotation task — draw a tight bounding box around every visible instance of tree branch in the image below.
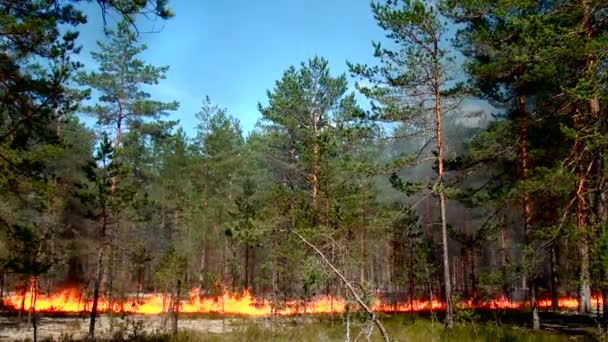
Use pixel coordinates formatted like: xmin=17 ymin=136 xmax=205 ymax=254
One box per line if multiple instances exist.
xmin=292 ymin=231 xmax=391 ymax=342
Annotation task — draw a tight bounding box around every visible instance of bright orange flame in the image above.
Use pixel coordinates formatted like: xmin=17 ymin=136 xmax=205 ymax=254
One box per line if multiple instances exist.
xmin=3 ymin=288 xmax=602 ymax=316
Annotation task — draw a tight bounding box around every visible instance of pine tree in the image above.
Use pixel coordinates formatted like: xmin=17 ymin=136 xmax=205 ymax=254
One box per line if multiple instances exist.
xmin=77 ymin=20 xmax=179 ymax=154
xmin=349 ymin=0 xmax=459 ymax=328
xmin=77 ymin=135 xmax=133 ymax=339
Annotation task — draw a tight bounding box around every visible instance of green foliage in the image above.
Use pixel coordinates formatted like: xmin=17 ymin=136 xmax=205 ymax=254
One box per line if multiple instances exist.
xmin=76 ymin=20 xmax=178 ymax=133
xmin=3 ymin=224 xmax=52 ymax=277
xmin=300 ymin=256 xmax=329 ymax=298
xmin=77 ymin=134 xmax=134 ymax=218
xmin=154 ymin=246 xmax=186 ymax=292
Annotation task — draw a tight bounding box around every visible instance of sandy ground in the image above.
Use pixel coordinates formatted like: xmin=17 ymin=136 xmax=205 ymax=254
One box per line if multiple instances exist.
xmin=0 ymin=314 xmax=241 ymax=341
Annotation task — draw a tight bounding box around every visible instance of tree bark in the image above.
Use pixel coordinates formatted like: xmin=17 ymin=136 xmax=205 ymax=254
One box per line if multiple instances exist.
xmin=244 ymin=245 xmax=250 ymax=291
xmin=108 ymin=222 xmax=118 ymax=332
xmin=580 ymin=0 xmax=602 ymax=316
xmin=110 ymin=97 xmax=123 ymax=193
xmin=361 ymin=207 xmax=368 ymax=285
xmin=172 ymin=279 xmax=181 ymax=342
xmin=550 ymin=243 xmax=559 ymax=310
xmin=312 ymin=139 xmax=320 ymax=211
xmin=433 ymin=40 xmax=452 ymax=330
xmin=576 ymin=159 xmax=593 ymax=314
xmin=89 ymin=206 xmax=107 ymax=339
xmin=519 ymin=92 xmax=540 ymax=329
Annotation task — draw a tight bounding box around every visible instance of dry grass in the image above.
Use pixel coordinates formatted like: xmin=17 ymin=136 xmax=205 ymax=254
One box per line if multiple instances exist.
xmin=0 ymin=312 xmax=597 ymax=341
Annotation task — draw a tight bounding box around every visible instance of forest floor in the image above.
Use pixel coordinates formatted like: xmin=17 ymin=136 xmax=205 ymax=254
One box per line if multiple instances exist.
xmin=0 ymin=309 xmax=604 ymax=341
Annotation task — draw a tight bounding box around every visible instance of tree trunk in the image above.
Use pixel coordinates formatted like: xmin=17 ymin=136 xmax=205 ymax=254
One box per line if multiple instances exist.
xmin=108 ymin=223 xmax=117 ymax=332
xmin=27 ymin=277 xmax=37 ymax=326
xmin=244 ymin=245 xmax=250 ymax=291
xmin=172 ymin=279 xmax=181 ymax=342
xmin=312 ymin=140 xmax=320 ymax=211
xmin=519 ymin=92 xmax=540 ymax=329
xmin=530 ymin=282 xmax=540 ymax=330
xmin=550 ymin=243 xmax=559 ymax=310
xmin=89 ymin=207 xmax=107 ymax=339
xmin=361 ymin=219 xmax=367 ymax=284
xmin=311 ymin=103 xmax=320 ymax=211
xmin=433 ymin=44 xmax=452 ymax=330
xmin=578 ymin=0 xmax=599 ymax=316
xmin=577 ymin=161 xmax=592 ymax=314
xmin=199 ymin=244 xmax=206 ymax=293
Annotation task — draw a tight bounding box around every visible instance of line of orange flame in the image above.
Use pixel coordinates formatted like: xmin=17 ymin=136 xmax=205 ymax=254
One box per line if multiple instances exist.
xmin=3 ymin=289 xmax=603 ymax=316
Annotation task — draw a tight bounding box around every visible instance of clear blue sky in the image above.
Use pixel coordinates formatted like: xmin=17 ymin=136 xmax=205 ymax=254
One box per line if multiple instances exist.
xmin=76 ymin=0 xmax=385 ymax=137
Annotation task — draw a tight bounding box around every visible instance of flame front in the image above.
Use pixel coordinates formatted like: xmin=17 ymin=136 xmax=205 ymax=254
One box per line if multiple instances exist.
xmin=3 ymin=288 xmax=601 ymax=316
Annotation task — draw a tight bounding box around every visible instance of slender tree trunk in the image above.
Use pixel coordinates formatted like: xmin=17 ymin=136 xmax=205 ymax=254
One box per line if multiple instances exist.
xmin=312 ymin=139 xmax=320 ymax=210
xmin=311 ymin=101 xmax=320 ymax=211
xmin=199 ymin=245 xmax=206 ymax=293
xmin=108 ymin=222 xmax=118 ymax=332
xmin=27 ymin=277 xmax=37 ymax=326
xmin=471 ymin=247 xmax=478 ymax=304
xmin=576 ymin=160 xmax=592 ymax=314
xmin=18 ymin=286 xmax=25 ymax=324
xmin=578 ymin=0 xmax=598 ymax=316
xmin=408 ymin=244 xmax=415 ymax=310
xmin=172 ymin=279 xmax=181 ymax=342
xmin=30 ymin=281 xmax=39 ymax=342
xmin=518 ymin=92 xmax=539 ymax=329
xmin=110 ymin=97 xmax=124 ymax=192
xmin=550 ymin=243 xmax=559 ymax=310
xmin=244 ymin=245 xmax=250 ymax=291
xmin=89 ymin=207 xmax=108 ymax=340
xmin=361 ymin=219 xmax=367 ymax=284
xmin=433 ymin=46 xmax=452 ymax=330
xmin=530 ymin=282 xmax=540 ymax=329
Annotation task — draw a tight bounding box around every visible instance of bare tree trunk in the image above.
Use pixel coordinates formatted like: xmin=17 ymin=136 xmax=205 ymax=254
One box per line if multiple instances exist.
xmin=199 ymin=245 xmax=206 ymax=293
xmin=577 ymin=161 xmax=592 ymax=314
xmin=361 ymin=218 xmax=367 ymax=284
xmin=172 ymin=279 xmax=181 ymax=342
xmin=244 ymin=245 xmax=250 ymax=291
xmin=110 ymin=98 xmax=123 ymax=192
xmin=433 ymin=43 xmax=452 ymax=329
xmin=32 ymin=278 xmax=38 ymax=342
xmin=578 ymin=0 xmax=598 ymax=316
xmin=408 ymin=245 xmax=415 ymax=310
xmin=89 ymin=207 xmax=108 ymax=340
xmin=519 ymin=92 xmax=540 ymax=329
xmin=27 ymin=277 xmax=34 ymax=325
xmin=312 ymin=140 xmax=320 ymax=210
xmin=530 ymin=282 xmax=540 ymax=330
xmin=311 ymin=100 xmax=320 ymax=211
xmin=108 ymin=224 xmax=117 ymax=332
xmin=550 ymin=243 xmax=559 ymax=310
xmin=18 ymin=286 xmax=25 ymax=324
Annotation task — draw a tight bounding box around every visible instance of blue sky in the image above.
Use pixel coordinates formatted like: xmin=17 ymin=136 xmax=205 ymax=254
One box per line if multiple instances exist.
xmin=76 ymin=0 xmax=385 ymax=137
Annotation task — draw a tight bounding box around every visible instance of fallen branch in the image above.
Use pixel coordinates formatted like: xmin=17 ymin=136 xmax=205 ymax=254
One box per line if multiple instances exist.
xmin=293 ymin=231 xmax=391 ymax=342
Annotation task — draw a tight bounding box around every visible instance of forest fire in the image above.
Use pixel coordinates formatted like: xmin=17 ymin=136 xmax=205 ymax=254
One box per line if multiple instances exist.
xmin=3 ymin=288 xmax=601 ymax=316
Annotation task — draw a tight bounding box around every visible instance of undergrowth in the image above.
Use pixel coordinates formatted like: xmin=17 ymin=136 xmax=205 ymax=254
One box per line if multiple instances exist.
xmin=14 ymin=313 xmax=594 ymax=342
